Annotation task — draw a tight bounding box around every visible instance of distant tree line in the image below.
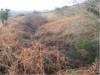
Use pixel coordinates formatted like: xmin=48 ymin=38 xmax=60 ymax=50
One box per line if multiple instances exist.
xmin=54 ymin=6 xmax=69 ymax=16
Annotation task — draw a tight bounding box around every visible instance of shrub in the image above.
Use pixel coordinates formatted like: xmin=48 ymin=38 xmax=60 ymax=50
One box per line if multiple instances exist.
xmin=24 ymin=13 xmax=48 ymax=29
xmin=74 ymin=40 xmax=99 ymax=64
xmin=0 ymin=9 xmax=10 ymax=25
xmin=75 ymin=40 xmax=94 ymax=51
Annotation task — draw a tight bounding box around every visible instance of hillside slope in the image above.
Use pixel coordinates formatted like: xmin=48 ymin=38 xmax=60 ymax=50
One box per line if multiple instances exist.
xmin=0 ymin=0 xmax=99 ymax=74
xmin=35 ymin=14 xmax=97 ymax=41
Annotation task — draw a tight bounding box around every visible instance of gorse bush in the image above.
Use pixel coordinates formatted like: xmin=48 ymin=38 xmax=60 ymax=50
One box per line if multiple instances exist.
xmin=75 ymin=40 xmax=94 ymax=51
xmin=74 ymin=40 xmax=99 ymax=64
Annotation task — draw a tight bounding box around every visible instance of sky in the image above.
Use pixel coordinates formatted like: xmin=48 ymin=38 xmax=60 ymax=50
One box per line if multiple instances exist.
xmin=0 ymin=0 xmax=85 ymax=11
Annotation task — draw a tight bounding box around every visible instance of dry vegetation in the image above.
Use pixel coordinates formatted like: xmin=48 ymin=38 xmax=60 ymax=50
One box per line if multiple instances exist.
xmin=0 ymin=0 xmax=99 ymax=75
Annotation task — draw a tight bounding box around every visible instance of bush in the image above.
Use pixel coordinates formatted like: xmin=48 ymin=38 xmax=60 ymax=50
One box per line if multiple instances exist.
xmin=0 ymin=9 xmax=10 ymax=25
xmin=75 ymin=40 xmax=94 ymax=51
xmin=24 ymin=14 xmax=48 ymax=28
xmin=74 ymin=40 xmax=99 ymax=64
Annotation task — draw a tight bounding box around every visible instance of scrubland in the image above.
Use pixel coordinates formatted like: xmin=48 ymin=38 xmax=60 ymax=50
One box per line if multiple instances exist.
xmin=0 ymin=0 xmax=99 ymax=75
